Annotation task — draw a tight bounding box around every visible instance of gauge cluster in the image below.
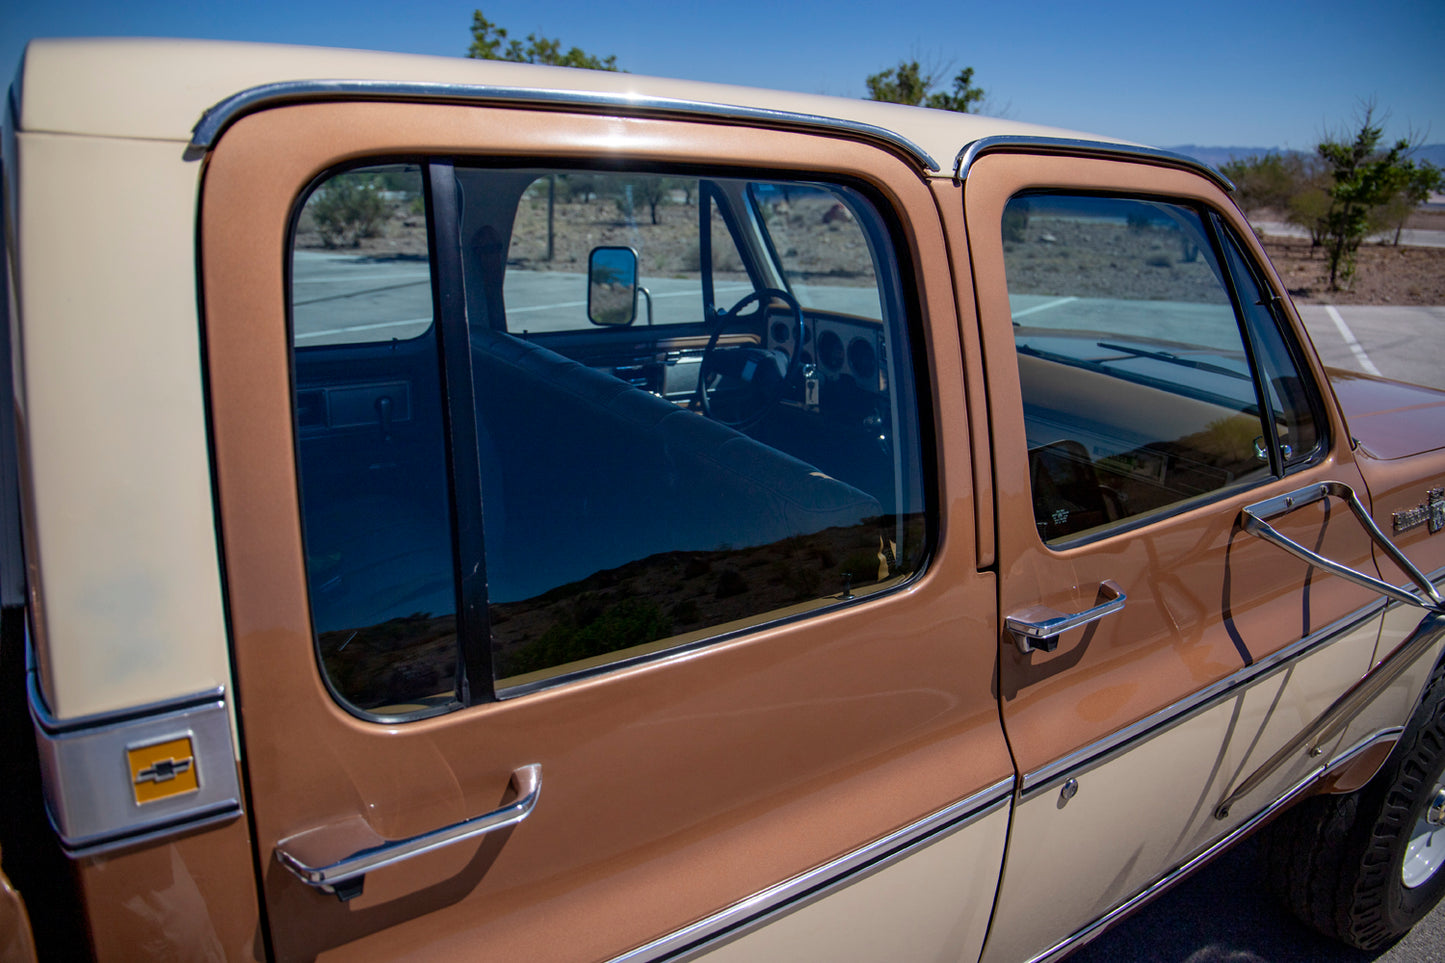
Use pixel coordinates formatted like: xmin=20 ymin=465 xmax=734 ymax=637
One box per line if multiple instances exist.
xmin=768 ymin=312 xmax=886 ymax=395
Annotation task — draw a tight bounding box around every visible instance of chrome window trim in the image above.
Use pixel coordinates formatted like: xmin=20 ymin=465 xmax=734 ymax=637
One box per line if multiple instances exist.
xmin=1027 ymin=725 xmax=1405 ymax=963
xmin=1022 ymin=566 xmax=1445 ymax=799
xmin=606 ymin=776 xmax=1014 ymax=963
xmin=953 ymin=135 xmax=1234 ymax=192
xmin=188 ymin=80 xmax=941 ymax=172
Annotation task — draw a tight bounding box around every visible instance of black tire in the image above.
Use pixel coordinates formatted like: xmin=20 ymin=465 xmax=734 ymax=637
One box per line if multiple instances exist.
xmin=1264 ymin=655 xmax=1445 ymax=950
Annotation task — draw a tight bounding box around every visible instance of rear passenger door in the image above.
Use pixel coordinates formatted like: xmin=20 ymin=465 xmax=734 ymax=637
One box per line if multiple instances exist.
xmin=200 ymin=100 xmax=1011 ymax=961
xmin=963 ymin=151 xmax=1389 ymax=962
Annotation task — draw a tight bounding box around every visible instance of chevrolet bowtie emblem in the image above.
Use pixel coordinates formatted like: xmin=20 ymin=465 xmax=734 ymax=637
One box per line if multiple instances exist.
xmin=1393 ymin=488 xmax=1444 ymax=536
xmin=127 ymin=736 xmax=200 ymax=805
xmin=137 ymin=756 xmax=192 ymax=783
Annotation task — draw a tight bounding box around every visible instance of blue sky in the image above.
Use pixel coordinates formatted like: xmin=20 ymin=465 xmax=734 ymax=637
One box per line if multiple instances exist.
xmin=4 ymin=0 xmax=1442 ymax=150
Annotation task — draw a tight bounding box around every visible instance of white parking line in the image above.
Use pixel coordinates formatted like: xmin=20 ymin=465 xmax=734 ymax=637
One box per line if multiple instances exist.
xmin=1324 ymin=305 xmax=1382 ymax=376
xmin=1012 ymin=296 xmax=1078 ymax=320
xmin=506 ymin=299 xmax=587 ymax=314
xmin=294 ymin=317 xmax=431 ymax=340
xmin=293 ymin=272 xmax=432 ymax=283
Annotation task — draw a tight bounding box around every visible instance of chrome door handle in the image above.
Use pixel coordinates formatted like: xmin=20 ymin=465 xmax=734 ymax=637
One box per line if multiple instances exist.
xmin=1005 ymin=581 xmax=1126 ymax=654
xmin=274 ymin=763 xmax=541 ymax=900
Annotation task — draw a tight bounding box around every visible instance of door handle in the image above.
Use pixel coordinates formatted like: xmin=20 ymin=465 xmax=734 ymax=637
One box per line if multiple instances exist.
xmin=274 ymin=763 xmax=541 ymax=900
xmin=1005 ymin=581 xmax=1126 ymax=654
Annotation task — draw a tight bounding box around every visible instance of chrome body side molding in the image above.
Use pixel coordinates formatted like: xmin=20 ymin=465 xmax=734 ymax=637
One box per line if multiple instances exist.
xmin=1026 ymin=726 xmax=1406 ymax=963
xmin=1216 ymin=610 xmax=1445 ymax=818
xmin=1019 ymin=598 xmax=1389 ymax=798
xmin=27 ymin=638 xmax=242 ymax=858
xmin=606 ymin=777 xmax=1014 ymax=963
xmin=953 ymin=135 xmax=1235 ymax=192
xmin=189 ymin=80 xmax=941 ymax=172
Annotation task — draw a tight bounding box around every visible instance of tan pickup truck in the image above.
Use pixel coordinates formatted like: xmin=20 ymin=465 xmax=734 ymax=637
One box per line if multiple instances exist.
xmin=3 ymin=38 xmax=1445 ymax=963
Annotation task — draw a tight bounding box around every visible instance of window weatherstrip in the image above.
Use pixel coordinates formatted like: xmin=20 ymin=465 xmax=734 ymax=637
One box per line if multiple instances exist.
xmin=425 ymin=160 xmax=494 ymax=704
xmin=953 ymin=136 xmax=1234 ymax=192
xmin=188 ymin=80 xmax=941 ymax=173
xmin=605 ymin=776 xmax=1013 ymax=963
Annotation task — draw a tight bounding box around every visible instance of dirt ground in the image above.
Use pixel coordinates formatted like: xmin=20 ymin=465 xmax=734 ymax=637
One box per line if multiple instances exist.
xmin=1256 ymin=208 xmax=1445 ymax=306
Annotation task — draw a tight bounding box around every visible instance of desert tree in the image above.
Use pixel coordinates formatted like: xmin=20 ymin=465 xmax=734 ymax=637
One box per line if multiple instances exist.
xmin=1376 ymin=161 xmax=1443 ymax=246
xmin=866 ymin=61 xmax=985 ymax=113
xmin=467 ymin=10 xmax=620 ymax=71
xmin=1316 ymin=104 xmax=1417 ymax=289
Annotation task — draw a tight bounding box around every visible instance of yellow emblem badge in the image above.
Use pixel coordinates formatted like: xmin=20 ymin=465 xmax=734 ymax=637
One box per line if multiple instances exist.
xmin=127 ymin=736 xmax=199 ymax=805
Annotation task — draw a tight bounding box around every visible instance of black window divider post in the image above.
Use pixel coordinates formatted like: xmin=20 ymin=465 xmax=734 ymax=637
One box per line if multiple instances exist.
xmin=425 ymin=159 xmax=494 ymax=705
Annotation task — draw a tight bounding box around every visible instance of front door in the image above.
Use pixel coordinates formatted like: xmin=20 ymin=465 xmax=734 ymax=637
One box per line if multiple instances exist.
xmin=963 ymin=151 xmax=1387 ymax=962
xmin=200 ymin=99 xmax=1011 ymax=961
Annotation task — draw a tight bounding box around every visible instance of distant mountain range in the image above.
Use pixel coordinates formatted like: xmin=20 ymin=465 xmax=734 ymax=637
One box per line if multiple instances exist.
xmin=1167 ymin=144 xmax=1445 ymax=170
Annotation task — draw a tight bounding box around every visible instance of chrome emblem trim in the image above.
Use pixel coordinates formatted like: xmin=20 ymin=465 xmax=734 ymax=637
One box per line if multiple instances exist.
xmin=1394 ymin=488 xmax=1445 ymax=535
xmin=27 ymin=631 xmax=241 ymax=857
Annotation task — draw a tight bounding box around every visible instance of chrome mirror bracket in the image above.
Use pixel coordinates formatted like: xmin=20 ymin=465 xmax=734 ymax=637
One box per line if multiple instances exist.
xmin=1241 ymin=481 xmax=1444 ymax=612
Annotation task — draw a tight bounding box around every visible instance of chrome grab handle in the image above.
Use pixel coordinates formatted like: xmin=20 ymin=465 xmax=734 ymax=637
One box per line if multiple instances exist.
xmin=275 ymin=763 xmax=541 ymax=899
xmin=1005 ymin=580 xmax=1126 ymax=654
xmin=1241 ymin=481 xmax=1444 ymax=612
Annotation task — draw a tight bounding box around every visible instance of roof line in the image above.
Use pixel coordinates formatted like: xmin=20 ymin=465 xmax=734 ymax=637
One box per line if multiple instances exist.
xmin=189 ymin=79 xmax=941 ymax=172
xmin=954 ymin=135 xmax=1235 ymax=192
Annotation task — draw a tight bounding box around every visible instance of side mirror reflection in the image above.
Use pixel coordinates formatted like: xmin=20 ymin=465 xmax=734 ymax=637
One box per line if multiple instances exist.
xmin=588 ymin=246 xmax=638 ymax=326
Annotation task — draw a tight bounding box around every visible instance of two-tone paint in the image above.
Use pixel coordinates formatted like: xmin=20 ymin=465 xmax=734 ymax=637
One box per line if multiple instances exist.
xmin=4 ymin=37 xmax=1445 ymax=963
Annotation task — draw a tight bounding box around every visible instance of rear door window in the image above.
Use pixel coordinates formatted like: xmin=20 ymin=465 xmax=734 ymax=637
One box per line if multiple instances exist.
xmin=290 ymin=162 xmax=930 ymax=713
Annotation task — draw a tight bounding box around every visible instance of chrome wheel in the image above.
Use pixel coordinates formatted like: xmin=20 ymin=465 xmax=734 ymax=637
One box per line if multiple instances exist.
xmin=1402 ymin=778 xmax=1445 ymax=889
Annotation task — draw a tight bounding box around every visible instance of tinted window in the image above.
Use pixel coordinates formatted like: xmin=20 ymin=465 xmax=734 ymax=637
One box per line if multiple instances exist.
xmin=1214 ymin=220 xmax=1323 ymax=469
xmin=292 ymin=166 xmax=431 ymax=346
xmin=291 ymin=163 xmax=929 ymax=711
xmin=1003 ymin=193 xmax=1272 ymax=542
xmin=452 ymin=167 xmax=925 ymax=690
xmin=290 ymin=164 xmax=459 ymax=717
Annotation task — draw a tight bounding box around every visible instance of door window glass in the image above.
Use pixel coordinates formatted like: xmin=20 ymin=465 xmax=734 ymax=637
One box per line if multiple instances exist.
xmin=1214 ymin=220 xmax=1323 ymax=468
xmin=290 ymin=162 xmax=930 ymax=712
xmin=290 ymin=163 xmax=459 ymax=718
xmin=453 ymin=167 xmax=926 ymax=691
xmin=1003 ymin=193 xmax=1272 ymax=542
xmin=292 ymin=166 xmax=431 ymax=346
xmin=749 ymin=183 xmax=883 ymax=320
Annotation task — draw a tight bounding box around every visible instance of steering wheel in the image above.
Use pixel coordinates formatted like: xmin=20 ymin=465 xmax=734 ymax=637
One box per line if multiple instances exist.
xmin=696 ymin=288 xmax=803 ymax=428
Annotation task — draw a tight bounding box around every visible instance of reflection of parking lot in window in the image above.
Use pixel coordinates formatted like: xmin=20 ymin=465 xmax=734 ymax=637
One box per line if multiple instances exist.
xmin=1004 ymin=194 xmax=1268 ymax=541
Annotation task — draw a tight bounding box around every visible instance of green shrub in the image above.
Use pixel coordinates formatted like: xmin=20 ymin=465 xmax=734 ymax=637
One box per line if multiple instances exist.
xmin=308 ymin=173 xmax=389 ymax=248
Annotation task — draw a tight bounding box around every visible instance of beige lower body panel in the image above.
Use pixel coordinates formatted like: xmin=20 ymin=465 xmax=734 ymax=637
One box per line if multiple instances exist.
xmin=983 ymin=609 xmax=1391 ymax=963
xmin=693 ymin=803 xmax=1009 ymax=963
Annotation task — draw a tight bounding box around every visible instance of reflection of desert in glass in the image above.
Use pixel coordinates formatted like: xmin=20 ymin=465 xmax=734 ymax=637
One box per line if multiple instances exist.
xmin=589 ymin=280 xmax=634 ymax=325
xmin=489 ymin=514 xmax=926 ymax=684
xmin=318 ymin=614 xmax=458 ymax=713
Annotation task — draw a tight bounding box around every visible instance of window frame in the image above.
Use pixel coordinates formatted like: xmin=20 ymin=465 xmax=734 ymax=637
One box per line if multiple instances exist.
xmin=286 ymin=155 xmax=939 ymax=717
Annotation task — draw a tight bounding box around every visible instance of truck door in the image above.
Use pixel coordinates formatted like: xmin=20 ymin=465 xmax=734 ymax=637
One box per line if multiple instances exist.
xmin=961 ymin=149 xmax=1387 ymax=963
xmin=200 ymin=98 xmax=1012 ymax=961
